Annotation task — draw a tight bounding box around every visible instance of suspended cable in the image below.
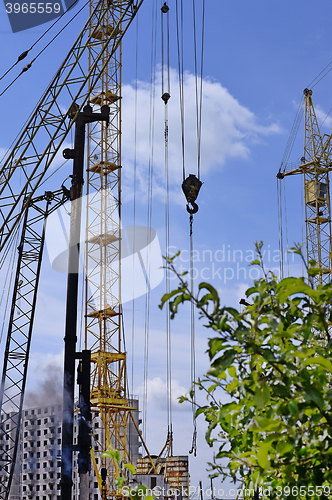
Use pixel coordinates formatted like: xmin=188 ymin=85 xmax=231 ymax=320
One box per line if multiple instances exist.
xmin=0 ymin=224 xmax=20 ymax=344
xmin=192 ymin=0 xmax=205 ymax=180
xmin=143 ymin=0 xmax=158 ymax=441
xmin=131 ymin=11 xmax=139 ymax=399
xmin=308 ymin=60 xmax=332 ymax=89
xmin=175 ymin=0 xmax=186 ymax=181
xmin=278 ymin=96 xmax=304 ymax=175
xmin=283 ymin=180 xmax=289 ymax=276
xmin=161 ymin=0 xmax=173 ymax=452
xmin=277 ymin=179 xmax=284 ymax=279
xmin=188 ymin=214 xmax=197 ymax=456
xmin=0 ymin=0 xmax=89 ymax=98
xmin=0 ymin=0 xmax=79 ymax=83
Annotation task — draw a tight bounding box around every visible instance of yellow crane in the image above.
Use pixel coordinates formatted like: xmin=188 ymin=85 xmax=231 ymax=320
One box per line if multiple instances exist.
xmin=0 ymin=1 xmax=146 ymax=498
xmin=277 ymin=88 xmax=332 ymax=287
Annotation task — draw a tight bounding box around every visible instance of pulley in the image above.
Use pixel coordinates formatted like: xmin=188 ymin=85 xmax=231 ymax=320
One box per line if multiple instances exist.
xmin=182 ymin=174 xmax=203 ymax=215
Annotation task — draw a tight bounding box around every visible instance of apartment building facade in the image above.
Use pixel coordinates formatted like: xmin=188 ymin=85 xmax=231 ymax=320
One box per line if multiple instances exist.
xmin=0 ymin=399 xmax=141 ymax=500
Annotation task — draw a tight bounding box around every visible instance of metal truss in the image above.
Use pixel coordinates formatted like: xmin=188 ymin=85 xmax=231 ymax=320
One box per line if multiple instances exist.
xmin=0 ymin=189 xmax=68 ymax=500
xmin=277 ymin=89 xmax=332 ymax=288
xmin=303 ymin=89 xmax=332 ymax=287
xmin=85 ymin=0 xmax=136 ymax=496
xmin=0 ymin=0 xmax=143 ymax=255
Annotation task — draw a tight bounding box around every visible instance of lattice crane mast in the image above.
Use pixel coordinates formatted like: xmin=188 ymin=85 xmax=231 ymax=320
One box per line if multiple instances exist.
xmin=277 ymin=88 xmax=332 ymax=287
xmin=0 ymin=1 xmax=144 ymax=498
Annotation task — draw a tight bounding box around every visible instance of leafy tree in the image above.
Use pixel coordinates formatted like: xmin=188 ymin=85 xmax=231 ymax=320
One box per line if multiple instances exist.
xmin=160 ymin=243 xmax=332 ymax=499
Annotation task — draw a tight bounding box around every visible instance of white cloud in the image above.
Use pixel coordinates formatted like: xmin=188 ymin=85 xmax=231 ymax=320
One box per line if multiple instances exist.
xmin=136 ymin=376 xmax=190 ymax=412
xmin=314 ymin=104 xmax=332 ymax=130
xmin=121 ymin=68 xmax=282 ymax=204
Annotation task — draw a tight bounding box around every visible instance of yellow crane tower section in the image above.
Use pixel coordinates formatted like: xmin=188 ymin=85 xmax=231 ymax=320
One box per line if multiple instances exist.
xmin=277 ymin=88 xmax=332 ymax=287
xmin=85 ymin=0 xmax=142 ymax=496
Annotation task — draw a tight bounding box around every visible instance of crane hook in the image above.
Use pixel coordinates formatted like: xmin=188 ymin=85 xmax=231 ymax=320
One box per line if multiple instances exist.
xmin=182 ymin=174 xmax=203 ymax=214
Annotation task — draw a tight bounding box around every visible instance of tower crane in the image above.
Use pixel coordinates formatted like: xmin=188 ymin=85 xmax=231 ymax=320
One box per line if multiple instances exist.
xmin=0 ymin=1 xmax=145 ymax=498
xmin=277 ymin=88 xmax=332 ymax=288
xmin=0 ymin=188 xmax=69 ymax=500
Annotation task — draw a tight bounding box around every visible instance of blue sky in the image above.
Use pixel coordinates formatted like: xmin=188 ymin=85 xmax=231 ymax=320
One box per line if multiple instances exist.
xmin=1 ymin=0 xmax=332 ymax=494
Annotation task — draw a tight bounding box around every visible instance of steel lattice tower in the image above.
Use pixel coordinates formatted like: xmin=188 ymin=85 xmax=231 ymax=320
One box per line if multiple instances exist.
xmin=303 ymin=89 xmax=332 ymax=287
xmin=85 ymin=0 xmax=135 ymax=495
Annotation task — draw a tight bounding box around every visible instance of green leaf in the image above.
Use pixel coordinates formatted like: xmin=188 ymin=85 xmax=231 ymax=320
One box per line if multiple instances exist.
xmin=254 ymin=383 xmax=271 ymax=408
xmin=304 ymin=387 xmax=324 ymax=410
xmin=198 ymin=282 xmax=220 ymax=314
xmin=303 ymin=356 xmax=332 ymax=372
xmin=159 ymin=286 xmax=186 ymax=310
xmin=287 ymin=400 xmax=298 ymax=416
xmin=228 ymin=366 xmax=237 ymax=378
xmin=257 ymin=441 xmax=271 ymax=469
xmin=124 ymin=463 xmax=136 ymax=475
xmin=210 ymin=349 xmax=236 ymax=374
xmin=255 ymin=416 xmax=282 ymax=432
xmin=145 ymin=496 xmax=155 ymax=500
xmin=249 ymin=259 xmax=261 ymax=266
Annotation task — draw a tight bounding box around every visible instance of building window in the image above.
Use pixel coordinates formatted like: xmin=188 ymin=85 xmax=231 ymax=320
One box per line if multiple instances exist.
xmin=31 ymin=421 xmax=34 ymax=425
xmin=44 ymin=408 xmax=48 ymax=414
xmin=37 ymin=441 xmax=40 ymax=447
xmin=23 ymin=465 xmax=27 ymax=470
xmin=58 ymin=428 xmax=61 ymax=433
xmin=36 ymin=474 xmax=40 ymax=479
xmin=43 ymin=474 xmax=46 ymax=479
xmin=24 ymin=422 xmax=28 ymax=427
xmin=37 ymin=420 xmax=41 ymax=425
xmin=43 ymin=463 xmax=47 ymax=468
xmin=37 ymin=409 xmax=41 ymax=414
xmin=23 ymin=486 xmax=26 ymax=491
xmin=43 ymin=451 xmax=47 ymax=457
xmin=44 ymin=430 xmax=47 ymax=435
xmin=37 ymin=452 xmax=40 ymax=458
xmin=51 ymin=406 xmax=55 ymax=413
xmin=24 ymin=432 xmax=27 ymax=437
xmin=25 ymin=411 xmax=28 ymax=416
xmin=51 ymin=417 xmax=55 ymax=423
xmin=94 ymin=482 xmax=98 ymax=488
xmin=23 ymin=475 xmax=26 ymax=480
xmin=43 ymin=441 xmax=47 ymax=446
xmin=23 ymin=453 xmax=27 ymax=459
xmin=43 ymin=485 xmax=46 ymax=490
xmin=44 ymin=419 xmax=48 ymax=424
xmin=31 ymin=410 xmax=35 ymax=415
xmin=37 ymin=430 xmax=41 ymax=436
xmin=57 ymin=439 xmax=61 ymax=445
xmin=36 ymin=463 xmax=40 ymax=469
xmin=49 ymin=461 xmax=54 ymax=467
xmin=24 ymin=443 xmax=27 ymax=448
xmin=36 ymin=485 xmax=40 ymax=491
